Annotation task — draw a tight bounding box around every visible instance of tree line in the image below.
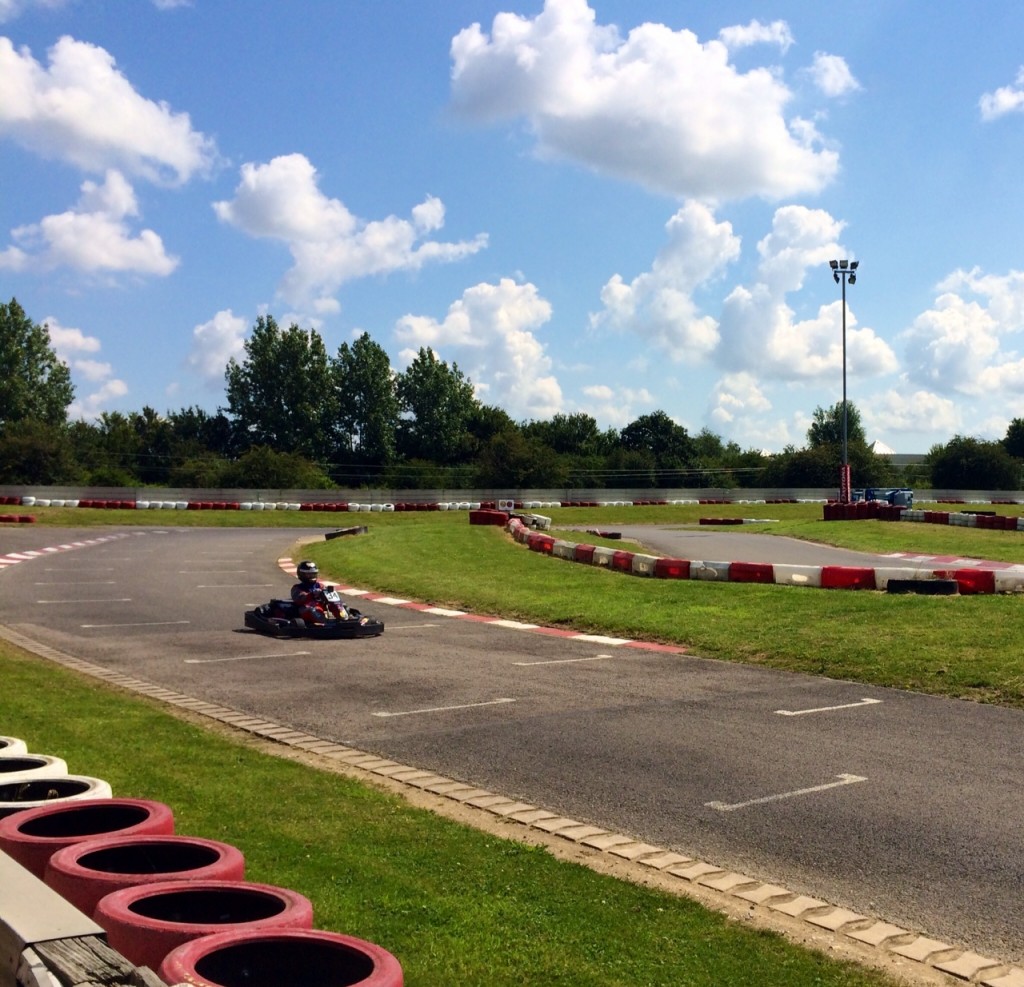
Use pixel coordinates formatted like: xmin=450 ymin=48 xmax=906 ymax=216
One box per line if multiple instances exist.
xmin=2 ymin=297 xmax=1023 ymax=491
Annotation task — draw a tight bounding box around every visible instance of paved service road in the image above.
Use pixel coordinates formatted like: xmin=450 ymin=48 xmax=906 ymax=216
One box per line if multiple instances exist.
xmin=1 ymin=525 xmax=1022 ymax=965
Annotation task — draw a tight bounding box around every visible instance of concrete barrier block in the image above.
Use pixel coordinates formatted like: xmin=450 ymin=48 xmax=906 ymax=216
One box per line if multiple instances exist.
xmin=872 ymin=567 xmax=929 ymax=590
xmin=631 ymin=554 xmax=659 ymax=576
xmin=691 ymin=560 xmax=730 ymax=581
xmin=772 ymin=564 xmax=822 ymax=587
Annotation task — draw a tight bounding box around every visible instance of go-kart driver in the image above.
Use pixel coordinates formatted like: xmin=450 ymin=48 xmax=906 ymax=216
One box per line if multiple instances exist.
xmin=291 ymin=560 xmax=348 ymax=624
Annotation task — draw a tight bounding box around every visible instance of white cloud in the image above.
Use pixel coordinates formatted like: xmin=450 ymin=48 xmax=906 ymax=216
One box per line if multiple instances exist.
xmin=186 ymin=309 xmax=249 ymax=385
xmin=0 ymin=170 xmax=178 ymax=275
xmin=70 ymin=377 xmax=129 ymax=420
xmin=862 ymin=386 xmax=960 ymax=438
xmin=0 ymin=0 xmax=66 ymax=24
xmin=937 ymin=267 xmax=1024 ymax=329
xmin=72 ymin=358 xmax=115 ymax=383
xmin=45 ymin=317 xmax=100 ymax=357
xmin=806 ymin=52 xmax=861 ymax=97
xmin=755 ymin=204 xmax=846 ymax=293
xmin=707 ymin=372 xmax=771 ymax=424
xmin=590 ymin=201 xmax=740 ymax=361
xmin=0 ymin=35 xmax=217 ymax=184
xmin=718 ymin=287 xmax=896 ymax=384
xmin=214 ymin=153 xmax=488 ymax=310
xmin=395 ymin=278 xmax=562 ymax=419
xmin=980 ymin=67 xmax=1024 ymax=121
xmin=716 ymin=204 xmax=897 ymax=383
xmin=578 ymin=383 xmax=655 ymax=428
xmin=902 ymin=292 xmax=1000 ymax=394
xmin=708 ymin=372 xmax=796 ymax=450
xmin=718 ymin=19 xmax=793 ymax=53
xmin=901 ymin=268 xmax=1024 ymax=395
xmin=451 ymin=0 xmax=838 ymax=200
xmin=44 ymin=315 xmax=128 ymax=419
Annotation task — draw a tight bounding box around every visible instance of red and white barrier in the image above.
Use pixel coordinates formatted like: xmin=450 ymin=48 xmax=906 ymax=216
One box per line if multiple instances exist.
xmin=504 ymin=517 xmax=1024 ymax=594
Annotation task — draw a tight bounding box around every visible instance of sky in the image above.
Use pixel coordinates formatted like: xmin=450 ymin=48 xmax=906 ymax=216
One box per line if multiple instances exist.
xmin=4 ymin=1 xmax=1024 ymax=454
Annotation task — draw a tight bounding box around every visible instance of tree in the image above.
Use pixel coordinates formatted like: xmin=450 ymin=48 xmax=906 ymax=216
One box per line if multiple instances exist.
xmin=619 ymin=410 xmax=695 ymax=486
xmin=333 ymin=333 xmax=399 ymax=473
xmin=1002 ymin=418 xmax=1024 ymax=460
xmin=126 ymin=406 xmax=174 ymax=484
xmin=0 ymin=419 xmax=81 ymax=484
xmin=475 ymin=429 xmax=565 ymax=488
xmin=220 ymin=446 xmax=334 ymax=489
xmin=807 ymin=402 xmax=867 ymax=449
xmin=523 ymin=413 xmax=602 ymax=456
xmin=0 ymin=298 xmax=74 ymax=427
xmin=761 ymin=445 xmax=838 ymax=487
xmin=93 ymin=412 xmax=142 ymax=483
xmin=224 ymin=316 xmax=336 ymax=461
xmin=168 ymin=406 xmax=235 ymax=458
xmin=395 ymin=347 xmax=478 ymax=464
xmin=928 ymin=436 xmax=1021 ymax=490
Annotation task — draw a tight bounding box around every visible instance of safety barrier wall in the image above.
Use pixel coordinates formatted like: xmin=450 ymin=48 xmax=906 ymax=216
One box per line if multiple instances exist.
xmin=901 ymin=509 xmax=1024 ymax=533
xmin=504 ymin=518 xmax=1024 ymax=595
xmin=7 ymin=487 xmax=1024 ymax=511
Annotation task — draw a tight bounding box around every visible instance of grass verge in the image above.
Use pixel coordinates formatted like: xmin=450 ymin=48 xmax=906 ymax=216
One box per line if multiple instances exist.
xmin=294 ymin=507 xmax=1024 ymax=709
xmin=2 ymin=642 xmax=901 ymax=987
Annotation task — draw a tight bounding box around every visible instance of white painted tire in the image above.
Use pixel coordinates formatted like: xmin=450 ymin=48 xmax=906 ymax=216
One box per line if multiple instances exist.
xmin=0 ymin=754 xmax=68 ymax=783
xmin=0 ymin=737 xmax=28 ymax=756
xmin=0 ymin=775 xmax=112 ymax=820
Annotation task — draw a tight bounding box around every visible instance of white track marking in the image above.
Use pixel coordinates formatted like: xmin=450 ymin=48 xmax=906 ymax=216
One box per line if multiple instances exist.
xmin=372 ymin=698 xmax=516 ymax=718
xmin=776 ymin=698 xmax=882 ymax=717
xmin=705 ymin=774 xmax=867 ymax=812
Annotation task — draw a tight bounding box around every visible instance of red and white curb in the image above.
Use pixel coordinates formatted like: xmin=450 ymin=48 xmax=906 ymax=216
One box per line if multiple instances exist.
xmin=1 ymin=623 xmax=1019 ymax=986
xmin=0 ymin=533 xmax=134 ymax=569
xmin=276 ymin=558 xmax=688 ymax=654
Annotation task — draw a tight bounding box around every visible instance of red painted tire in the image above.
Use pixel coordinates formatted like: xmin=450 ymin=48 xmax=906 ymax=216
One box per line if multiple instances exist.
xmin=0 ymin=798 xmax=174 ymax=879
xmin=0 ymin=775 xmax=112 ymax=820
xmin=159 ymin=928 xmax=403 ymax=987
xmin=95 ymin=880 xmax=313 ymax=974
xmin=45 ymin=834 xmax=245 ymax=918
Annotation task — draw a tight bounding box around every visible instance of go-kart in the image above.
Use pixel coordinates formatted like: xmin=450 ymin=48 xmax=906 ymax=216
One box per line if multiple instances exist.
xmin=244 ymin=587 xmax=384 ymax=639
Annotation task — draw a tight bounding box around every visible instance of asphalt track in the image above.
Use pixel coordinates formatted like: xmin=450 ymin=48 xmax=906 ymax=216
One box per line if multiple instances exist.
xmin=1 ymin=524 xmax=1022 ymax=973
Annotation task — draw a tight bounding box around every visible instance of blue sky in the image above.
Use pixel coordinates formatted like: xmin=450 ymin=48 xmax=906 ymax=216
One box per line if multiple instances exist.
xmin=4 ymin=1 xmax=1024 ymax=454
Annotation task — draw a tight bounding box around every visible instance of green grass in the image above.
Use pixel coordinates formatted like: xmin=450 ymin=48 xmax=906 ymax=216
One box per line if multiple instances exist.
xmin=289 ymin=505 xmax=1024 ymax=708
xmin=2 ymin=643 xmax=900 ymax=987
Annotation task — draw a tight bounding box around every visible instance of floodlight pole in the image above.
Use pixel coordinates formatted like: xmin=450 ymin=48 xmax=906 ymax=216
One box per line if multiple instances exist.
xmin=829 ymin=259 xmax=859 ymax=503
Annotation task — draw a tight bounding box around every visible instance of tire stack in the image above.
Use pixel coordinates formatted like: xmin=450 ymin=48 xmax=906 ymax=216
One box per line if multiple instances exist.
xmin=0 ymin=734 xmax=404 ymax=986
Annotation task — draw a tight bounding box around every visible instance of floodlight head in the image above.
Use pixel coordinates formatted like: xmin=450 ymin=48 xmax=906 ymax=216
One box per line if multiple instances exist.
xmin=839 ymin=259 xmax=849 ymax=270
xmin=850 ymin=260 xmax=859 ymax=270
xmin=833 ymin=271 xmax=841 ymax=284
xmin=848 ymin=273 xmax=857 ymax=285
xmin=829 ymin=260 xmax=839 ymax=270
